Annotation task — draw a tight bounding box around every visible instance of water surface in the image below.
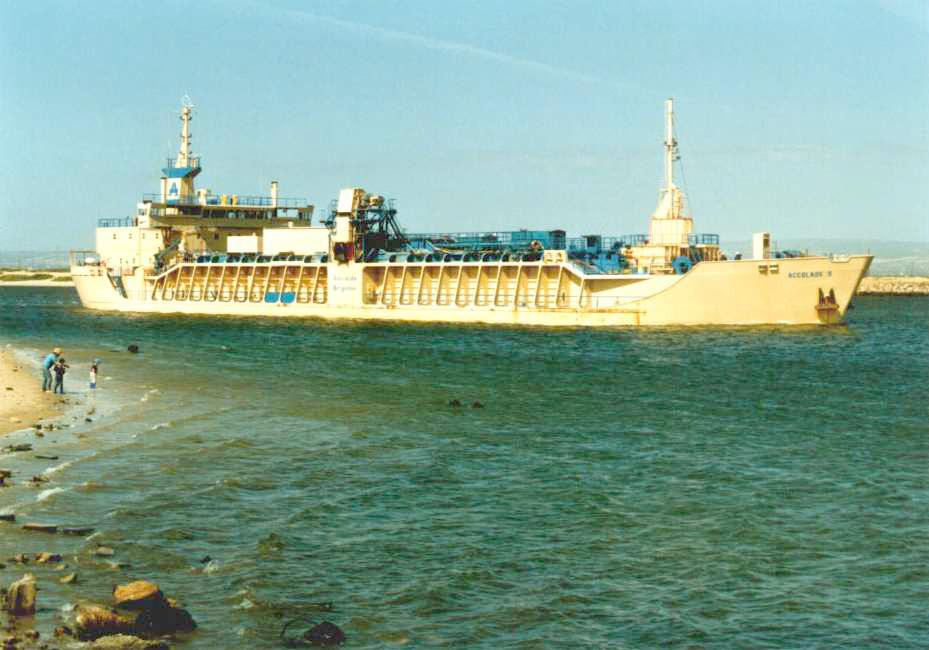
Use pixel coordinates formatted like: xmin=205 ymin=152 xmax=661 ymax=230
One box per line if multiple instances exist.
xmin=0 ymin=287 xmax=927 ymax=648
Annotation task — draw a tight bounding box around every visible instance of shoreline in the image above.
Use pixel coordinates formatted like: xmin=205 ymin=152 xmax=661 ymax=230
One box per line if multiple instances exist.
xmin=0 ymin=279 xmax=75 ymax=287
xmin=0 ymin=271 xmax=74 ymax=287
xmin=0 ymin=347 xmax=65 ymax=435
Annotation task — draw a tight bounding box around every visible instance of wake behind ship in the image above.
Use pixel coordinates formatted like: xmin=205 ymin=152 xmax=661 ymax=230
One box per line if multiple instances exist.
xmin=70 ymin=100 xmax=871 ymax=326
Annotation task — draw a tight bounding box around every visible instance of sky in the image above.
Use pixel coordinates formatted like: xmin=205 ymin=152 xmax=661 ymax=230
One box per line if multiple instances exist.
xmin=1 ymin=0 xmax=928 ymax=251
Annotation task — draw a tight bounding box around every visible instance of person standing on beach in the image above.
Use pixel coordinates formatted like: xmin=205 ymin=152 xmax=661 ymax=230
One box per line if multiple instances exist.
xmin=89 ymin=359 xmax=99 ymax=390
xmin=41 ymin=347 xmax=61 ymax=392
xmin=52 ymin=357 xmax=68 ymax=394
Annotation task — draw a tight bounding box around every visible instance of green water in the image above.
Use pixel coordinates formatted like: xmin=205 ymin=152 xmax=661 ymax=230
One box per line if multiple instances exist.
xmin=1 ymin=287 xmax=927 ymax=648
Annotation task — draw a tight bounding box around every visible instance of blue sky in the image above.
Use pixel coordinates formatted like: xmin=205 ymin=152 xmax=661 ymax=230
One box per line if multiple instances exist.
xmin=1 ymin=0 xmax=927 ymax=251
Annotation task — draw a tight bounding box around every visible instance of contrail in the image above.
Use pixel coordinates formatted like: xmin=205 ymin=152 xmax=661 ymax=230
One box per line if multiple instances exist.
xmin=236 ymin=0 xmax=618 ymax=88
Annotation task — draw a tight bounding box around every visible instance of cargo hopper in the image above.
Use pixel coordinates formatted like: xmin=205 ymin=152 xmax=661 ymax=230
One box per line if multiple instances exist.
xmin=71 ymin=100 xmax=871 ymax=326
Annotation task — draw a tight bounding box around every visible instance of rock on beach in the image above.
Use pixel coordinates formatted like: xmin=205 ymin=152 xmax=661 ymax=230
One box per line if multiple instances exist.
xmin=74 ymin=580 xmax=196 ymax=641
xmin=90 ymin=635 xmax=169 ymax=650
xmin=75 ymin=605 xmax=139 ymax=640
xmin=113 ymin=581 xmax=163 ymax=610
xmin=5 ymin=573 xmax=37 ymax=615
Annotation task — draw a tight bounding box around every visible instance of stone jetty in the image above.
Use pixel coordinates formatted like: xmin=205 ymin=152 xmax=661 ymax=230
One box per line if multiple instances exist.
xmin=857 ymin=276 xmax=929 ymax=296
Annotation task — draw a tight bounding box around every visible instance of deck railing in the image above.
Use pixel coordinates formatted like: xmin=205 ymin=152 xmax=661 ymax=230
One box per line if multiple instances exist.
xmin=142 ymin=193 xmax=308 ymax=208
xmin=97 ymin=217 xmax=138 ymax=228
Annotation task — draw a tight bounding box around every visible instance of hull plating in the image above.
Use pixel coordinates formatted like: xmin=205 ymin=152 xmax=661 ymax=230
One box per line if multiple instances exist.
xmin=71 ymin=255 xmax=872 ymax=327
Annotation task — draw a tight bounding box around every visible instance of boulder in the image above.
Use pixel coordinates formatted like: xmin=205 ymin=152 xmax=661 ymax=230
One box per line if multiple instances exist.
xmin=304 ymin=621 xmax=346 ymax=646
xmin=74 ymin=604 xmax=138 ymax=641
xmin=127 ymin=345 xmax=140 ymax=354
xmin=113 ymin=581 xmax=164 ymax=610
xmin=5 ymin=573 xmax=37 ymax=615
xmin=94 ymin=546 xmax=115 ymax=557
xmin=133 ymin=602 xmax=196 ymax=636
xmin=60 ymin=573 xmax=78 ymax=585
xmin=35 ymin=552 xmax=62 ymax=564
xmin=0 ymin=514 xmax=14 ymax=522
xmin=90 ymin=635 xmax=168 ymax=650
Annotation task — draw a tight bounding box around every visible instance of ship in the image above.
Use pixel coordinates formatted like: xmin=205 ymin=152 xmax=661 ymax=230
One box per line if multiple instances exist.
xmin=70 ymin=99 xmax=872 ymax=327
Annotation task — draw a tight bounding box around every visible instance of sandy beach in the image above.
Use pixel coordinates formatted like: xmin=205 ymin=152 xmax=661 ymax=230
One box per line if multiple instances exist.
xmin=0 ymin=347 xmax=63 ymax=435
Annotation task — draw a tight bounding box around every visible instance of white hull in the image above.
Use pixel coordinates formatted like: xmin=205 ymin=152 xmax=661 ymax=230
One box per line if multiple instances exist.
xmin=71 ymin=255 xmax=872 ymax=327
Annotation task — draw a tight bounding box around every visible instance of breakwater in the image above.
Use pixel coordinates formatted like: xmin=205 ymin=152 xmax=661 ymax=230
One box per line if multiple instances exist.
xmin=857 ymin=276 xmax=929 ymax=295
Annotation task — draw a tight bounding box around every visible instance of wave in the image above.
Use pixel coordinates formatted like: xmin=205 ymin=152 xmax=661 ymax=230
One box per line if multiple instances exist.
xmin=36 ymin=486 xmax=66 ymax=502
xmin=42 ymin=459 xmax=76 ymax=476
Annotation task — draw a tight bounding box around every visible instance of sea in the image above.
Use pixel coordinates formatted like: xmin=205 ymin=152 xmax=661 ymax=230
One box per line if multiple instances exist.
xmin=0 ymin=287 xmax=927 ymax=649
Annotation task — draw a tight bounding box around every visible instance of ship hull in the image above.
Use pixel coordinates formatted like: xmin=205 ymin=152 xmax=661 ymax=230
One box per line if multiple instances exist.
xmin=71 ymin=255 xmax=872 ymax=327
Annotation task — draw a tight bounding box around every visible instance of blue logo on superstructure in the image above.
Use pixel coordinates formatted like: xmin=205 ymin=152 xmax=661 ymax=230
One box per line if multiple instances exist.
xmin=169 ymin=182 xmax=179 ymax=197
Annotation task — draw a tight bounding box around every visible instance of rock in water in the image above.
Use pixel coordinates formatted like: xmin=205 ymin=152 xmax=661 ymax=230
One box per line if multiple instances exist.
xmin=75 ymin=604 xmax=138 ymax=640
xmin=60 ymin=573 xmax=78 ymax=584
xmin=62 ymin=526 xmax=95 ymax=536
xmin=113 ymin=581 xmax=164 ymax=610
xmin=127 ymin=345 xmax=140 ymax=354
xmin=22 ymin=522 xmax=57 ymax=533
xmin=93 ymin=546 xmax=115 ymax=556
xmin=90 ymin=635 xmax=168 ymax=650
xmin=134 ymin=602 xmax=197 ymax=636
xmin=304 ymin=621 xmax=346 ymax=646
xmin=5 ymin=573 xmax=37 ymax=615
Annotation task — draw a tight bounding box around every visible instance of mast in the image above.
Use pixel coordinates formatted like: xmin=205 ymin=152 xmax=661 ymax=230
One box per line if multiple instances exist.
xmin=652 ymin=97 xmax=684 ymax=220
xmin=177 ymin=101 xmax=192 ymax=167
xmin=664 ymin=98 xmax=676 ymax=192
xmin=161 ymin=97 xmax=201 ymax=203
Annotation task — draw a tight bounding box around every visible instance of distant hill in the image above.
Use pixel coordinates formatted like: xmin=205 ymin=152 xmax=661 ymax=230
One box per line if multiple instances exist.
xmin=0 ymin=251 xmax=70 ymax=270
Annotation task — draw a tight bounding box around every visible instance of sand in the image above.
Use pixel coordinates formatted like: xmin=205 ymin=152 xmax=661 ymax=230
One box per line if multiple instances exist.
xmin=0 ymin=348 xmax=64 ymax=435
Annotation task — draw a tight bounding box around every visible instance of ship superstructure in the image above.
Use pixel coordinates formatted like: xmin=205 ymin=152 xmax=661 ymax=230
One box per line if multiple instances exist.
xmin=70 ymin=100 xmax=871 ymax=326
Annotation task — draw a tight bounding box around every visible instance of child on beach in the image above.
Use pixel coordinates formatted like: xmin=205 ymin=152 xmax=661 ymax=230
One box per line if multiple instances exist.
xmin=89 ymin=359 xmax=99 ymax=390
xmin=52 ymin=357 xmax=69 ymax=394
